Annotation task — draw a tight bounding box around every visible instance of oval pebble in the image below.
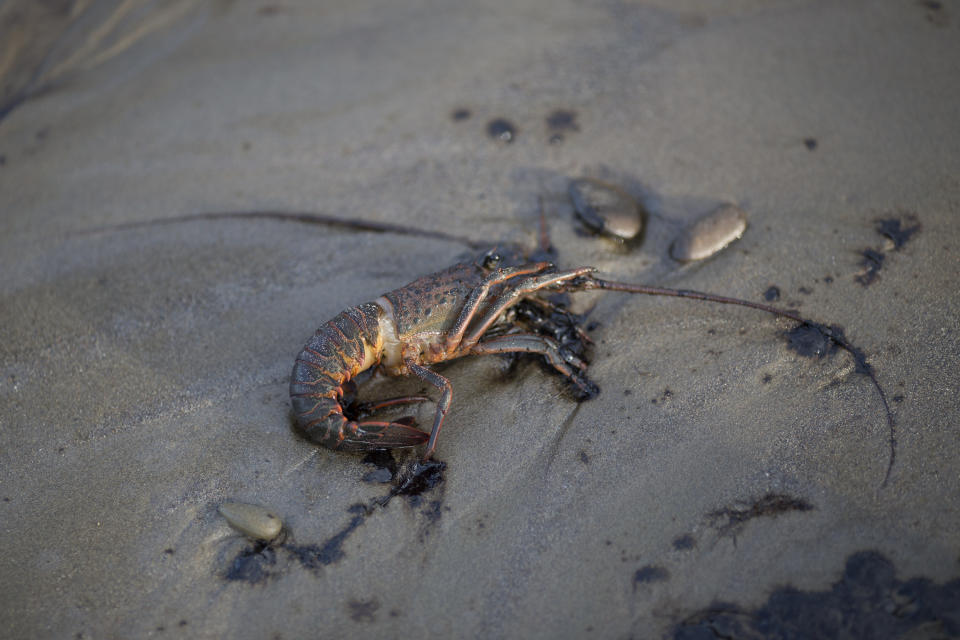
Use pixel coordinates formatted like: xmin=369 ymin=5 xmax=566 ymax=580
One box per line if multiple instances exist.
xmin=569 ymin=178 xmax=644 ymax=240
xmin=670 ymin=204 xmax=747 ymax=262
xmin=219 ymin=502 xmax=283 ymax=541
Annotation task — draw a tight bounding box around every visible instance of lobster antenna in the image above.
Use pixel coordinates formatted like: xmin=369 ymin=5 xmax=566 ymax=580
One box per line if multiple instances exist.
xmin=585 ymin=277 xmax=896 ymax=489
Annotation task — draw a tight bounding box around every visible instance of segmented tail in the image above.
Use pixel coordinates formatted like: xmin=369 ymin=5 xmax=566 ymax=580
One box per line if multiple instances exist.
xmin=289 ymin=302 xmax=428 ymax=451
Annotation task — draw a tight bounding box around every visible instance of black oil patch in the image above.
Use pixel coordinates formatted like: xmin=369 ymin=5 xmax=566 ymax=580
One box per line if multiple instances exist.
xmin=390 ymin=459 xmax=446 ymax=501
xmin=803 ymin=137 xmax=817 ymax=150
xmin=546 ymin=109 xmax=580 ymax=143
xmin=546 ymin=109 xmax=579 ymax=132
xmin=672 ymin=534 xmax=696 ymax=551
xmin=785 ymin=323 xmax=840 ymax=359
xmin=855 ymin=248 xmax=885 ymax=287
xmin=451 ymin=108 xmax=472 ymax=121
xmin=633 ymin=565 xmax=670 ymax=589
xmin=223 ymin=542 xmax=278 ymax=584
xmin=855 ymin=214 xmax=920 ymax=287
xmin=361 ymin=450 xmax=398 ymax=483
xmin=487 ymin=118 xmax=517 ymax=143
xmin=361 ymin=467 xmax=393 ymax=483
xmin=673 ymin=551 xmax=960 ymax=639
xmin=222 ymin=456 xmax=447 ymax=581
xmin=707 ymin=493 xmax=813 ymax=538
xmin=285 ymin=513 xmax=366 ymax=569
xmin=876 ymin=216 xmax=921 ymax=250
xmin=918 ymin=0 xmax=950 ymax=27
xmin=763 ymin=286 xmax=781 ymax=302
xmin=347 ymin=598 xmax=380 ymax=622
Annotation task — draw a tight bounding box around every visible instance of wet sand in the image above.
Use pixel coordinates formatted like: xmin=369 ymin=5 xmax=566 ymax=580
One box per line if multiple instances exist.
xmin=1 ymin=1 xmax=959 ymax=637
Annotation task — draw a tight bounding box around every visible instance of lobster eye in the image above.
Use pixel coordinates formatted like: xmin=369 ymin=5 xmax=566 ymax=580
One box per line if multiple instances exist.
xmin=483 ymin=252 xmax=502 ymax=269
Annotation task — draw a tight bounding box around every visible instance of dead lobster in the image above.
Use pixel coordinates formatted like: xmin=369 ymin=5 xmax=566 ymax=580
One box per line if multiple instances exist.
xmin=290 ymin=248 xmax=891 ymax=469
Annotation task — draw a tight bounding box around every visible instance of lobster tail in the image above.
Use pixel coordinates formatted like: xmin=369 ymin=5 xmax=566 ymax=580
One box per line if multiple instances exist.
xmin=289 ymin=303 xmax=428 ymax=451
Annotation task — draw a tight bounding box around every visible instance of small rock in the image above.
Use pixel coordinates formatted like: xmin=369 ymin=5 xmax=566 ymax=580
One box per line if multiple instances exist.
xmin=219 ymin=502 xmax=283 ymax=541
xmin=568 ymin=178 xmax=644 ymax=240
xmin=670 ymin=204 xmax=747 ymax=262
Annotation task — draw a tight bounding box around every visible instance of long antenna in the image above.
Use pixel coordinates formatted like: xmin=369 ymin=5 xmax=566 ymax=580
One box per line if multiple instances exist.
xmin=579 ymin=277 xmax=896 ymax=488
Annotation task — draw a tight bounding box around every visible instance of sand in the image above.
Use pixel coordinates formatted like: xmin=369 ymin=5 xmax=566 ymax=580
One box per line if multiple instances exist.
xmin=1 ymin=1 xmax=958 ymax=637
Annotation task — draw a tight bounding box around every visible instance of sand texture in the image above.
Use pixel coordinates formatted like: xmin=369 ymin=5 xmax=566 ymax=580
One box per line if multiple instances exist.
xmin=1 ymin=1 xmax=959 ymax=638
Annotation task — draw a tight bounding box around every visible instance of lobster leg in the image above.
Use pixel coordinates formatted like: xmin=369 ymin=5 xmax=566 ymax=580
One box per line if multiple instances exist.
xmin=445 ymin=262 xmax=553 ymax=353
xmin=459 ymin=267 xmax=596 ymax=352
xmin=471 ymin=334 xmax=590 ymax=387
xmin=351 ymin=395 xmax=431 ymax=418
xmin=337 ymin=420 xmax=430 ymax=451
xmin=406 ymin=360 xmax=453 ymax=461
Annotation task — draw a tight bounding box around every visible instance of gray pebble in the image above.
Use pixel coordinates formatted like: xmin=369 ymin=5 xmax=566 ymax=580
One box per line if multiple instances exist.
xmin=569 ymin=178 xmax=644 ymax=240
xmin=670 ymin=204 xmax=747 ymax=262
xmin=218 ymin=502 xmax=283 ymax=541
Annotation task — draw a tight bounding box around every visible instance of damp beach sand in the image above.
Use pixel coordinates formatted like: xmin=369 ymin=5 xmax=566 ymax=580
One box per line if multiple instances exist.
xmin=1 ymin=1 xmax=959 ymax=638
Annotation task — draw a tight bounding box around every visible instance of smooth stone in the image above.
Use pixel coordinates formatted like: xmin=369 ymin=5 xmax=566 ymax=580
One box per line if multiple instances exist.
xmin=218 ymin=502 xmax=283 ymax=541
xmin=568 ymin=178 xmax=644 ymax=240
xmin=671 ymin=204 xmax=748 ymax=262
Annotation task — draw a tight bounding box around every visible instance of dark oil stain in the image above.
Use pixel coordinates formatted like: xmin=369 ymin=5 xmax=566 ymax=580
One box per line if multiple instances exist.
xmin=451 ymin=108 xmax=472 ymax=121
xmin=707 ymin=493 xmax=813 ymax=538
xmin=0 ymin=154 xmax=6 ymax=166
xmin=347 ymin=598 xmax=380 ymax=622
xmin=546 ymin=109 xmax=579 ymax=132
xmin=919 ymin=0 xmax=950 ymax=26
xmin=651 ymin=388 xmax=673 ymax=405
xmin=258 ymin=460 xmax=447 ymax=577
xmin=163 ymin=547 xmax=174 ymax=555
xmin=417 ymin=499 xmax=444 ymax=529
xmin=361 ymin=467 xmax=393 ymax=483
xmin=797 ymin=286 xmax=812 ymax=295
xmin=855 ymin=214 xmax=921 ymax=287
xmin=763 ymin=286 xmax=781 ymax=302
xmin=634 ymin=565 xmax=670 ymax=589
xmin=579 ymin=450 xmax=591 ymax=464
xmin=224 ymin=542 xmax=278 ymax=584
xmin=893 ymin=394 xmax=905 ymax=404
xmin=487 ymin=118 xmax=517 ymax=143
xmin=876 ymin=216 xmax=921 ymax=250
xmin=284 ymin=513 xmax=366 ymax=570
xmin=803 ymin=137 xmax=818 ymax=150
xmin=361 ymin=450 xmax=398 ymax=483
xmin=390 ymin=459 xmax=446 ymax=500
xmin=672 ymin=534 xmax=696 ymax=551
xmin=855 ymin=248 xmax=885 ymax=287
xmin=785 ymin=323 xmax=839 ymax=358
xmin=179 ymin=621 xmax=188 ymax=628
xmin=673 ymin=550 xmax=960 ymax=639
xmin=546 ymin=109 xmax=579 ymax=143
xmin=761 ymin=373 xmax=773 ymax=384
xmin=824 ymin=275 xmax=834 ymax=284
xmin=223 ymin=500 xmax=375 ymax=582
